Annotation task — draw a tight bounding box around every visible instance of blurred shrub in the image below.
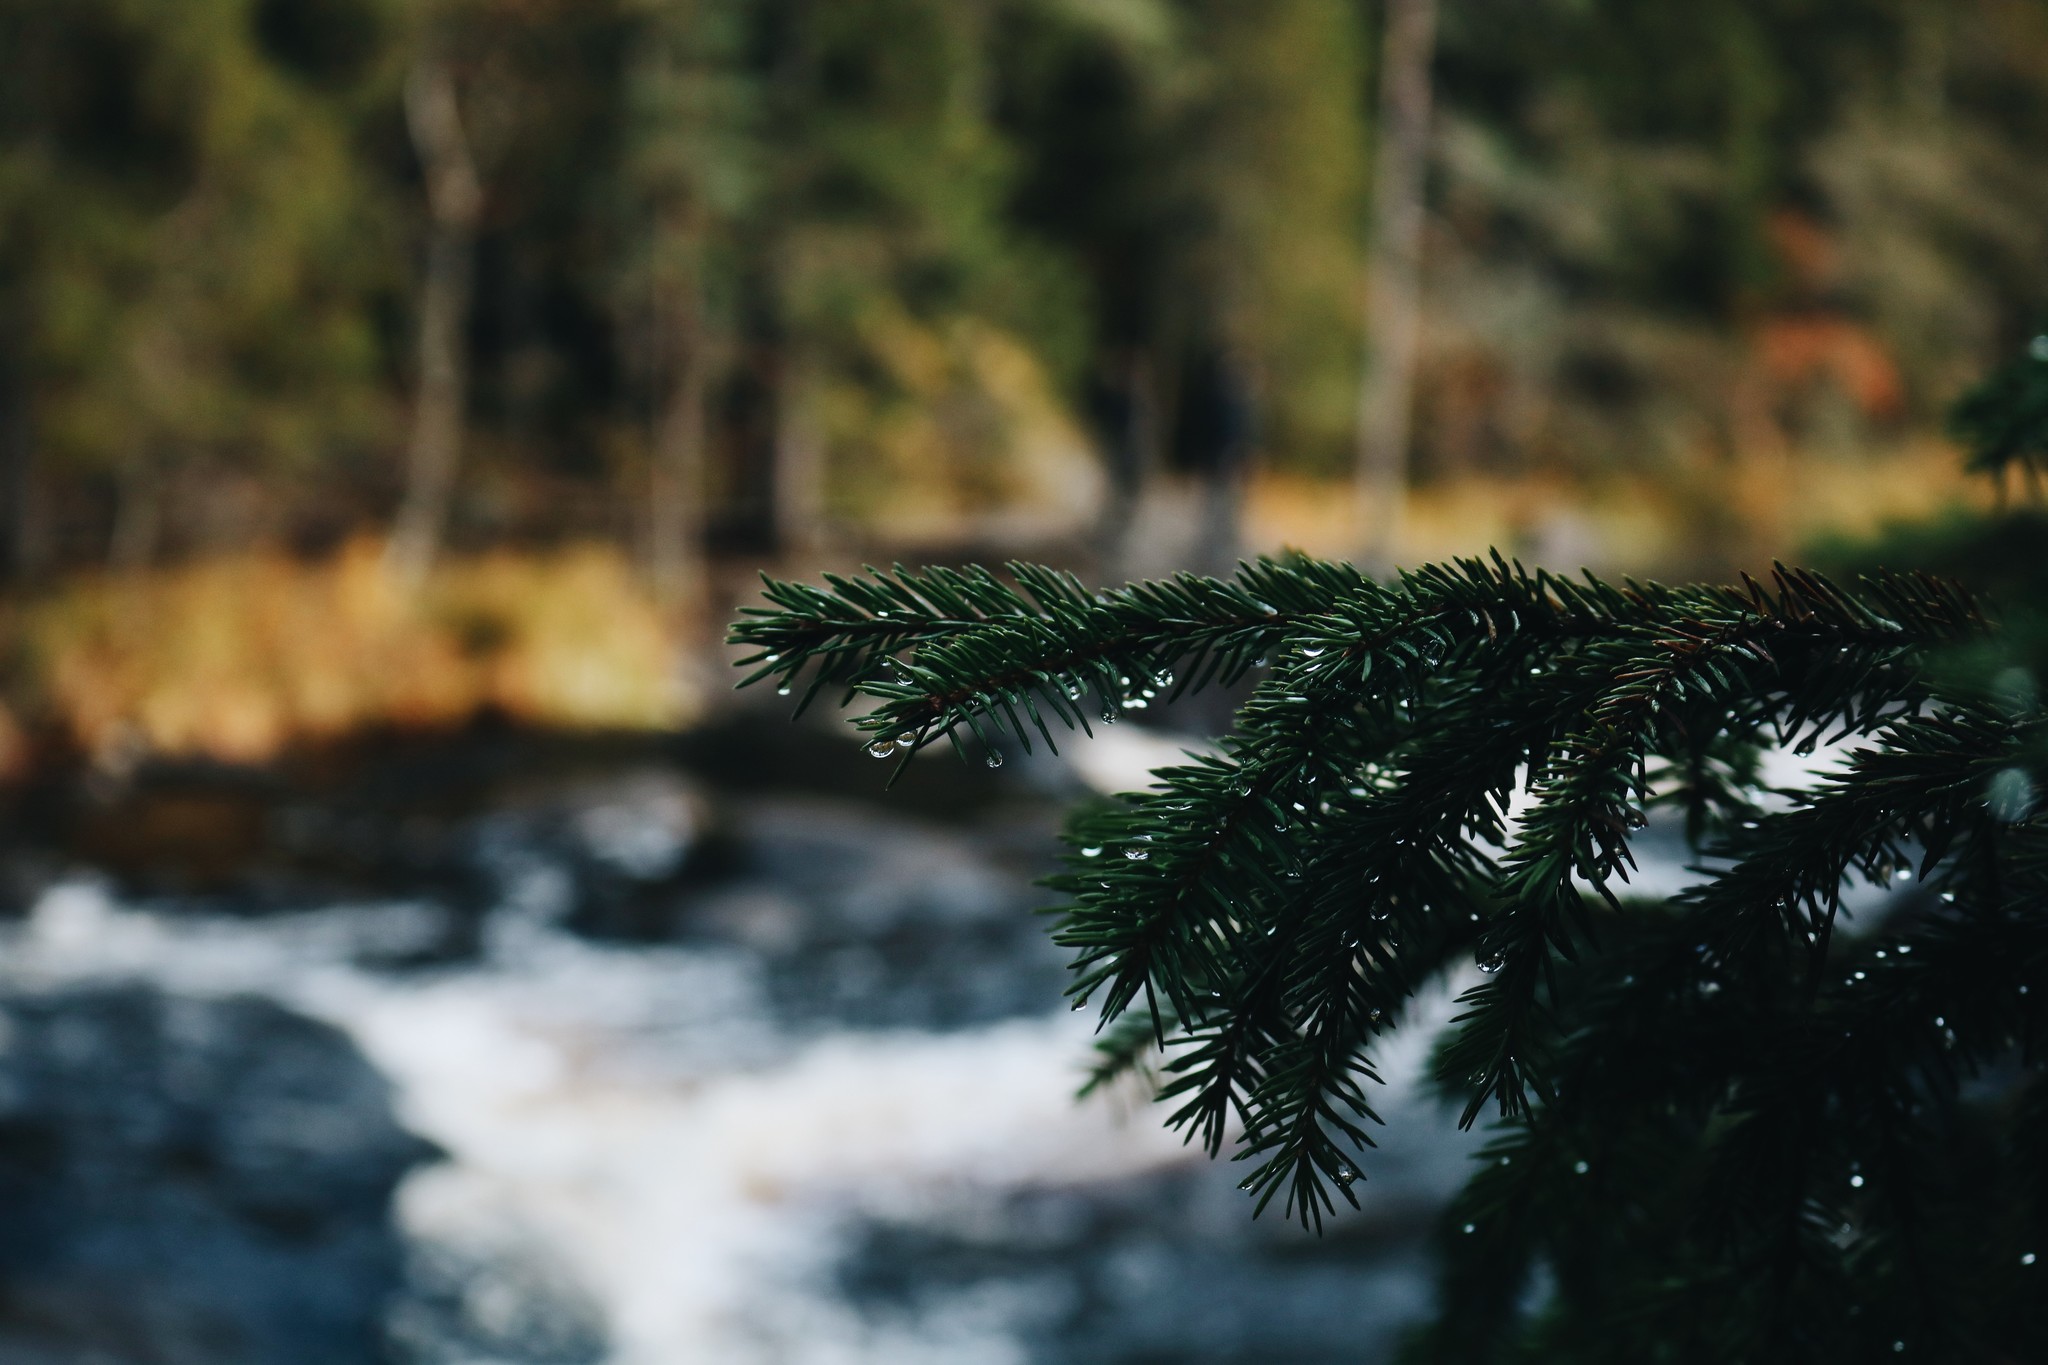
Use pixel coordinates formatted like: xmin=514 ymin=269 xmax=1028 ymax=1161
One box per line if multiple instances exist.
xmin=1807 ymin=505 xmax=2048 ymax=729
xmin=3 ymin=540 xmax=688 ymax=768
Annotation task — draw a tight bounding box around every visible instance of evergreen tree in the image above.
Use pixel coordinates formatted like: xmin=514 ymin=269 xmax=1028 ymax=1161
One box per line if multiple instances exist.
xmin=1951 ymin=328 xmax=2048 ymax=485
xmin=0 ymin=0 xmax=400 ymax=564
xmin=729 ymin=361 xmax=2047 ymax=1360
xmin=616 ymin=0 xmax=760 ymax=606
xmin=992 ymin=0 xmax=1371 ymax=571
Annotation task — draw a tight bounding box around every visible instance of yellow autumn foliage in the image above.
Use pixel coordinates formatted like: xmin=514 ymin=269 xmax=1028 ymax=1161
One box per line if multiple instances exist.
xmin=7 ymin=540 xmax=689 ymax=767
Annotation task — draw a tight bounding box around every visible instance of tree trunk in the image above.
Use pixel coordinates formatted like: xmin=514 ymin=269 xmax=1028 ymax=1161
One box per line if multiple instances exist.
xmin=1191 ymin=344 xmax=1255 ymax=580
xmin=108 ymin=455 xmax=162 ymax=571
xmin=771 ymin=354 xmax=825 ymax=560
xmin=387 ymin=53 xmax=482 ymax=591
xmin=1089 ymin=347 xmax=1159 ymax=572
xmin=0 ymin=314 xmax=42 ymax=581
xmin=648 ymin=260 xmax=712 ymax=611
xmin=1355 ymin=0 xmax=1437 ymax=568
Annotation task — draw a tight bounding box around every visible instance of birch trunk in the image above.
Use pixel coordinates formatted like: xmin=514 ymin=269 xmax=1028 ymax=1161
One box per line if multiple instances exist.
xmin=1355 ymin=0 xmax=1437 ymax=567
xmin=387 ymin=53 xmax=482 ymax=591
xmin=648 ymin=262 xmax=712 ymax=610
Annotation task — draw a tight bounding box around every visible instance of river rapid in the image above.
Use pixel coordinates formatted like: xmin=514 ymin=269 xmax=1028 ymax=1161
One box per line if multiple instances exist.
xmin=0 ymin=714 xmax=1488 ymax=1364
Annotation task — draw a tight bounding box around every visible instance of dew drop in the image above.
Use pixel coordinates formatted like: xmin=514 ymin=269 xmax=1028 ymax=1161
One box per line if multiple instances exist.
xmin=1335 ymin=1164 xmax=1358 ymax=1187
xmin=1893 ymin=1342 xmax=1904 ymax=1354
xmin=1300 ymin=645 xmax=1326 ymax=659
xmin=1896 ymin=944 xmax=1911 ymax=954
xmin=1852 ymin=971 xmax=1867 ymax=982
xmin=2023 ymin=1252 xmax=2038 ymax=1266
xmin=776 ymin=684 xmax=792 ymax=696
xmin=1895 ymin=867 xmax=1913 ymax=882
xmin=1080 ymin=846 xmax=1103 ymax=858
xmin=1124 ymin=847 xmax=1150 ymax=862
xmin=1940 ymin=891 xmax=1956 ymax=904
xmin=896 ymin=730 xmax=917 ymax=750
xmin=986 ymin=752 xmax=1004 ymax=769
xmin=1462 ymin=1222 xmax=1476 ymax=1235
xmin=764 ymin=652 xmax=781 ymax=663
xmin=1849 ymin=1173 xmax=1865 ymax=1188
xmin=1477 ymin=953 xmax=1505 ymax=974
xmin=2031 ymin=334 xmax=2048 ymax=362
xmin=1127 ymin=697 xmax=1149 ymax=710
xmin=1101 ymin=708 xmax=1120 ymax=724
xmin=1498 ymin=1155 xmax=1511 ymax=1167
xmin=1573 ymin=1160 xmax=1589 ymax=1175
xmin=866 ymin=739 xmax=897 ymax=759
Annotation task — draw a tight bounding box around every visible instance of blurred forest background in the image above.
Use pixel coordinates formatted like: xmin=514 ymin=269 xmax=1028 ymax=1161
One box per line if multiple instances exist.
xmin=3 ymin=0 xmax=2047 ymax=767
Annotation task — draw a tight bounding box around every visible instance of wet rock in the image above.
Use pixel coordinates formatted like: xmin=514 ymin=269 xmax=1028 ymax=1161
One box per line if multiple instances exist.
xmin=530 ymin=769 xmax=727 ymax=942
xmin=837 ymin=1166 xmax=1435 ymax=1365
xmin=676 ymin=799 xmax=1069 ymax=1031
xmin=386 ymin=1235 xmax=606 ymax=1365
xmin=0 ymin=986 xmax=436 ymax=1365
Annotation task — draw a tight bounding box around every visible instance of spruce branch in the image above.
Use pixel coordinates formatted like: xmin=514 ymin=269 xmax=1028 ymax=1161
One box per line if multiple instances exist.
xmin=730 ymin=552 xmax=2026 ymax=1264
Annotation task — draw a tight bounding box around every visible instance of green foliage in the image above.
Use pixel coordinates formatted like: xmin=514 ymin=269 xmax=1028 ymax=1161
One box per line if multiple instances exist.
xmin=1951 ymin=330 xmax=2048 ymax=482
xmin=1422 ymin=0 xmax=2048 ymax=470
xmin=0 ymin=0 xmax=401 ymax=480
xmin=732 ymin=550 xmax=2044 ymax=1358
xmin=8 ymin=0 xmax=2048 ymax=556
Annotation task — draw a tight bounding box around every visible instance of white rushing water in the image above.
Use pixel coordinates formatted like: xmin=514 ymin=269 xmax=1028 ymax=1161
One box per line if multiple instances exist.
xmin=0 ymin=717 xmax=1904 ymax=1363
xmin=0 ymin=851 xmax=1473 ymax=1364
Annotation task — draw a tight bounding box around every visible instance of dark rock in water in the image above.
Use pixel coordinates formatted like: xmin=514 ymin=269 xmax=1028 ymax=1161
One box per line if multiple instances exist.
xmin=674 ymin=798 xmax=1070 ymax=1032
xmin=837 ymin=1164 xmax=1434 ymax=1365
xmin=0 ymin=987 xmax=437 ymax=1365
xmin=386 ymin=1236 xmax=607 ymax=1365
xmin=527 ymin=769 xmax=729 ymax=942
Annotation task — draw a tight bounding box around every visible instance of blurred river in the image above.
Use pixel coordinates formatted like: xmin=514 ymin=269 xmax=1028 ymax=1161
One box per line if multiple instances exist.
xmin=0 ymin=715 xmax=1483 ymax=1365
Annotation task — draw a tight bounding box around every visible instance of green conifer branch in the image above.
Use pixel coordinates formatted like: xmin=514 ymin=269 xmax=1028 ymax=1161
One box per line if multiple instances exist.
xmin=731 ymin=553 xmax=2023 ymax=1264
xmin=1952 ymin=329 xmax=2048 ymax=479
